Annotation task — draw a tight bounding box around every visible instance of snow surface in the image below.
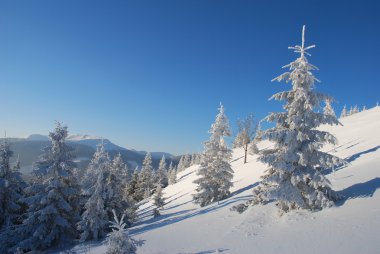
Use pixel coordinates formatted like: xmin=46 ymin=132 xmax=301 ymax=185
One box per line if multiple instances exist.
xmin=57 ymin=107 xmax=380 ymax=254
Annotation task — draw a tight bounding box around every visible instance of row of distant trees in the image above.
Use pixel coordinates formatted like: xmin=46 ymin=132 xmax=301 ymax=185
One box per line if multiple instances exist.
xmin=340 ymin=103 xmax=378 ymax=118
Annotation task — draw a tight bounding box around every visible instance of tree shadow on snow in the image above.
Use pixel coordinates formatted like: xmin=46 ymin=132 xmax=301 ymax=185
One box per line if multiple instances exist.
xmin=130 ymin=209 xmax=195 ymax=235
xmin=336 ymin=177 xmax=380 ymax=206
xmin=327 ymin=138 xmax=361 ymax=153
xmin=138 ymin=192 xmax=192 ymax=220
xmin=165 ymin=192 xmax=191 ymax=206
xmin=165 ymin=200 xmax=193 ymax=210
xmin=344 ymin=145 xmax=380 ymax=163
xmin=178 ymin=248 xmax=230 ymax=254
xmin=196 ymin=248 xmax=229 ymax=254
xmin=325 ymin=145 xmax=380 ymax=174
xmin=231 ymin=182 xmax=258 ymax=196
xmin=230 ymin=155 xmax=244 ymax=163
xmin=130 ymin=192 xmax=253 ymax=236
xmin=177 ymin=171 xmax=195 ymax=182
xmin=137 ymin=205 xmax=155 ymax=219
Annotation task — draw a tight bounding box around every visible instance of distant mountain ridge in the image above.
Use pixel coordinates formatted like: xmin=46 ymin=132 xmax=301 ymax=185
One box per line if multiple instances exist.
xmin=2 ymin=134 xmax=178 ymax=174
xmin=26 ymin=134 xmax=50 ymax=141
xmin=26 ymin=134 xmax=175 ymax=159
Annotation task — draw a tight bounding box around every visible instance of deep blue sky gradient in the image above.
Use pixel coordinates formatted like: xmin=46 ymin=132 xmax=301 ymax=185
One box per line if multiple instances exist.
xmin=0 ymin=0 xmax=379 ymax=154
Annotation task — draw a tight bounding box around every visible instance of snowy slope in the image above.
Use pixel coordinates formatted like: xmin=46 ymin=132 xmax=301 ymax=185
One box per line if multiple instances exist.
xmin=61 ymin=107 xmax=380 ymax=254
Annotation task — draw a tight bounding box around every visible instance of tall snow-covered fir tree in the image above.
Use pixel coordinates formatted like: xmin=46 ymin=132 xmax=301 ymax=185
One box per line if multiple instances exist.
xmin=16 ymin=122 xmax=80 ymax=251
xmin=106 ymin=210 xmax=136 ymax=254
xmin=193 ymin=104 xmax=234 ymax=207
xmin=78 ymin=143 xmax=110 ymax=241
xmin=137 ymin=152 xmax=154 ymax=199
xmin=253 ymin=26 xmax=344 ymax=212
xmin=0 ymin=140 xmax=27 ymax=230
xmin=156 ymin=155 xmax=168 ymax=188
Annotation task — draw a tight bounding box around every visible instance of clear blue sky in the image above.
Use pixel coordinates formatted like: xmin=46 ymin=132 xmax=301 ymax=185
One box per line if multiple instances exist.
xmin=0 ymin=0 xmax=379 ymax=155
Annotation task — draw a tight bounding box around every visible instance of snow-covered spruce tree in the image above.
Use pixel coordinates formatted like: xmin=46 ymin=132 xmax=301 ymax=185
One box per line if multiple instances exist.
xmin=123 ymin=196 xmax=137 ymax=227
xmin=156 ymin=155 xmax=168 ymax=188
xmin=78 ymin=143 xmax=110 ymax=241
xmin=249 ymin=121 xmax=263 ymax=155
xmin=353 ymin=105 xmax=359 ymax=114
xmin=340 ymin=105 xmax=347 ymax=118
xmin=233 ymin=113 xmax=257 ymax=164
xmin=248 ymin=137 xmax=259 ymax=155
xmin=177 ymin=156 xmax=185 ymax=172
xmin=167 ymin=161 xmax=177 ymax=185
xmin=107 ymin=153 xmax=135 ymax=222
xmin=111 ymin=153 xmax=130 ymax=185
xmin=190 ymin=153 xmax=195 ymax=166
xmin=153 ymin=184 xmax=165 ymax=217
xmin=323 ymin=98 xmax=336 ymax=117
xmin=106 ymin=210 xmax=136 ymax=254
xmin=194 ymin=153 xmax=202 ymax=165
xmin=362 ymin=105 xmax=366 ymax=111
xmin=191 ymin=153 xmax=202 ymax=165
xmin=348 ymin=106 xmax=354 ymax=116
xmin=111 ymin=156 xmax=138 ymax=226
xmin=193 ymin=104 xmax=234 ymax=207
xmin=16 ymin=122 xmax=80 ymax=251
xmin=253 ymin=26 xmax=344 ymax=212
xmin=137 ymin=152 xmax=154 ymax=199
xmin=0 ymin=141 xmax=27 ymax=230
xmin=183 ymin=154 xmax=191 ymax=168
xmin=125 ymin=167 xmax=141 ymax=202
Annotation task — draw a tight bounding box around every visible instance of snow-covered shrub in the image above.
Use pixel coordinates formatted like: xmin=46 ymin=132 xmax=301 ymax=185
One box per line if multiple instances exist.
xmin=106 ymin=210 xmax=136 ymax=254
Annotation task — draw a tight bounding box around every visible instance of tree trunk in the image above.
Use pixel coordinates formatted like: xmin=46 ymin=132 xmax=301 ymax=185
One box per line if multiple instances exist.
xmin=244 ymin=144 xmax=248 ymax=164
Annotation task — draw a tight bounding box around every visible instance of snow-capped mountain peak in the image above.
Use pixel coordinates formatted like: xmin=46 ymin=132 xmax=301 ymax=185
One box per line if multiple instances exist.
xmin=66 ymin=134 xmax=103 ymax=141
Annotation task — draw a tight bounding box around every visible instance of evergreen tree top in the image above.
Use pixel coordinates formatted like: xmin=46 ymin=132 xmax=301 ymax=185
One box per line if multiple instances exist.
xmin=142 ymin=152 xmax=153 ymax=171
xmin=210 ymin=103 xmax=231 ymax=138
xmin=289 ymin=25 xmax=315 ymax=58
